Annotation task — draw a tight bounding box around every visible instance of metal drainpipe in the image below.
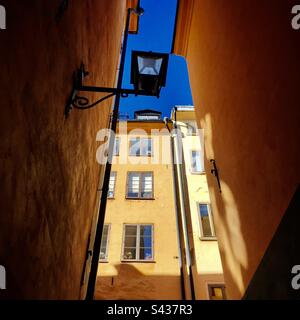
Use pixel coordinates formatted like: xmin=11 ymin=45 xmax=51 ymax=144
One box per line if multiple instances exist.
xmin=172 ymin=108 xmax=196 ymax=300
xmin=85 ymin=8 xmax=133 ymax=300
xmin=167 ymin=126 xmax=186 ymax=300
xmin=165 ymin=113 xmax=195 ymax=300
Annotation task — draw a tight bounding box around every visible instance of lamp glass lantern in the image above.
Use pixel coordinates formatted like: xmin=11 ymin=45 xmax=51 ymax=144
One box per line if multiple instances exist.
xmin=131 ymin=51 xmax=169 ymax=97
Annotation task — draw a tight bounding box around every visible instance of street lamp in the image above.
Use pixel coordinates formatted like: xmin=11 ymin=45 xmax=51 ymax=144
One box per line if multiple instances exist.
xmin=65 ymin=54 xmax=169 ymax=117
xmin=131 ymin=51 xmax=169 ymax=97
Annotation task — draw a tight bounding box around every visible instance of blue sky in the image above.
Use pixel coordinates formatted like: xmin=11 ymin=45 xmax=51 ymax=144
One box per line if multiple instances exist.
xmin=120 ymin=0 xmax=193 ymax=118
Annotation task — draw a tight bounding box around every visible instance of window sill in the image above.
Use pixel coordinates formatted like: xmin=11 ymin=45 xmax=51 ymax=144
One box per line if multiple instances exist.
xmin=107 ymin=197 xmax=115 ymax=200
xmin=121 ymin=260 xmax=156 ymax=264
xmin=190 ymin=171 xmax=206 ymax=175
xmin=129 ymin=155 xmax=153 ymax=157
xmin=200 ymin=237 xmax=218 ymax=241
xmin=125 ymin=197 xmax=155 ymax=200
xmin=99 ymin=260 xmax=109 ymax=263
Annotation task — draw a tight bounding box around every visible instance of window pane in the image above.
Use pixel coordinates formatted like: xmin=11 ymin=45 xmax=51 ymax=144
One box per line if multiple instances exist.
xmin=141 ymin=138 xmax=152 ymax=156
xmin=200 ymin=204 xmax=209 ymax=216
xmin=139 ymin=225 xmax=153 ymax=260
xmin=108 ymin=172 xmax=116 ymax=198
xmin=123 ymin=226 xmax=138 ymax=260
xmin=200 ymin=204 xmax=213 ymax=237
xmin=140 ymin=225 xmax=152 ymax=237
xmin=129 ymin=138 xmax=140 ymax=156
xmin=141 ymin=173 xmax=153 ymax=198
xmin=99 ymin=225 xmax=109 ymax=260
xmin=101 ymin=234 xmax=108 ymax=244
xmin=113 ymin=138 xmax=119 ymax=156
xmin=201 ymin=216 xmax=213 ymax=237
xmin=139 ymin=247 xmax=153 ymax=260
xmin=127 ymin=173 xmax=140 ymax=198
xmin=136 ymin=115 xmax=160 ymax=120
xmin=191 ymin=151 xmax=203 ymax=172
xmin=140 ymin=236 xmax=152 ymax=248
xmin=124 ymin=236 xmax=137 ymax=247
xmin=123 ymin=248 xmax=137 ymax=260
xmin=210 ymin=286 xmax=225 ymax=300
xmin=125 ymin=225 xmax=137 ymax=236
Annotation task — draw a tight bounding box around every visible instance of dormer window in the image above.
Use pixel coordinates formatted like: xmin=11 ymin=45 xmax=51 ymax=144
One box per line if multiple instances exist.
xmin=135 ymin=115 xmax=160 ymax=120
xmin=134 ymin=109 xmax=162 ymax=121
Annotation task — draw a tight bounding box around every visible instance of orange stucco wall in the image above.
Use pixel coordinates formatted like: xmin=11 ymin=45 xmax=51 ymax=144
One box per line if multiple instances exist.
xmin=174 ymin=0 xmax=300 ymax=298
xmin=0 ymin=0 xmax=126 ymax=299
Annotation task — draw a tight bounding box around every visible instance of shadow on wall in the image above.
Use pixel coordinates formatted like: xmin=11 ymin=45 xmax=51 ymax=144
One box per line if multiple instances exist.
xmin=243 ymin=184 xmax=300 ymax=300
xmin=200 ymin=110 xmax=300 ymax=299
xmin=95 ymin=263 xmax=182 ymax=300
xmin=96 ymin=264 xmax=225 ymax=300
xmin=200 ymin=113 xmax=248 ymax=298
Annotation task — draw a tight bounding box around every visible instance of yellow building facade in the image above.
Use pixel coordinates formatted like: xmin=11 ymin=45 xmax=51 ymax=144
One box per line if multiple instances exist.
xmin=171 ymin=106 xmax=225 ymax=300
xmin=95 ymin=114 xmax=182 ymax=300
xmin=95 ymin=109 xmax=225 ymax=300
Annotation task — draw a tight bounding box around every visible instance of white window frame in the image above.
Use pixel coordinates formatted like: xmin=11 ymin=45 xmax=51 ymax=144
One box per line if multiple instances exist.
xmin=126 ymin=172 xmax=154 ymax=199
xmin=197 ymin=203 xmax=217 ymax=240
xmin=113 ymin=137 xmax=120 ymax=156
xmin=99 ymin=224 xmax=111 ymax=262
xmin=186 ymin=121 xmax=197 ymax=136
xmin=136 ymin=115 xmax=160 ymax=120
xmin=207 ymin=283 xmax=226 ymax=300
xmin=129 ymin=137 xmax=153 ymax=157
xmin=190 ymin=150 xmax=204 ymax=174
xmin=108 ymin=172 xmax=117 ymax=199
xmin=121 ymin=224 xmax=154 ymax=262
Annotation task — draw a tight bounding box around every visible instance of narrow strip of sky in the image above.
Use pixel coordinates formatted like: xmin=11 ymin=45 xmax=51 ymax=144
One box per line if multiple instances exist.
xmin=120 ymin=0 xmax=193 ymax=119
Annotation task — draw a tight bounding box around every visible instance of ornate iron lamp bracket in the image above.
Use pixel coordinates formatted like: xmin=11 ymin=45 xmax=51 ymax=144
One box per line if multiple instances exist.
xmin=64 ymin=63 xmax=150 ymax=118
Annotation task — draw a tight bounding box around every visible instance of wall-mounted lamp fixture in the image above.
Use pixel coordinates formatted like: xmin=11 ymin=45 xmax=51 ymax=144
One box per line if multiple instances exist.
xmin=65 ymin=51 xmax=169 ymax=118
xmin=210 ymin=159 xmax=222 ymax=193
xmin=131 ymin=51 xmax=169 ymax=96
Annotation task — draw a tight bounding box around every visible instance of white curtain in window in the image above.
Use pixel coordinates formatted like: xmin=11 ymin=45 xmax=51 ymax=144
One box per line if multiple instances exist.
xmin=130 ymin=138 xmax=140 ymax=156
xmin=129 ymin=174 xmax=140 ymax=193
xmin=141 ymin=138 xmax=152 ymax=156
xmin=113 ymin=138 xmax=119 ymax=155
xmin=142 ymin=174 xmax=152 ymax=196
xmin=100 ymin=225 xmax=109 ymax=260
xmin=108 ymin=174 xmax=115 ymax=193
xmin=192 ymin=151 xmax=203 ymax=172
